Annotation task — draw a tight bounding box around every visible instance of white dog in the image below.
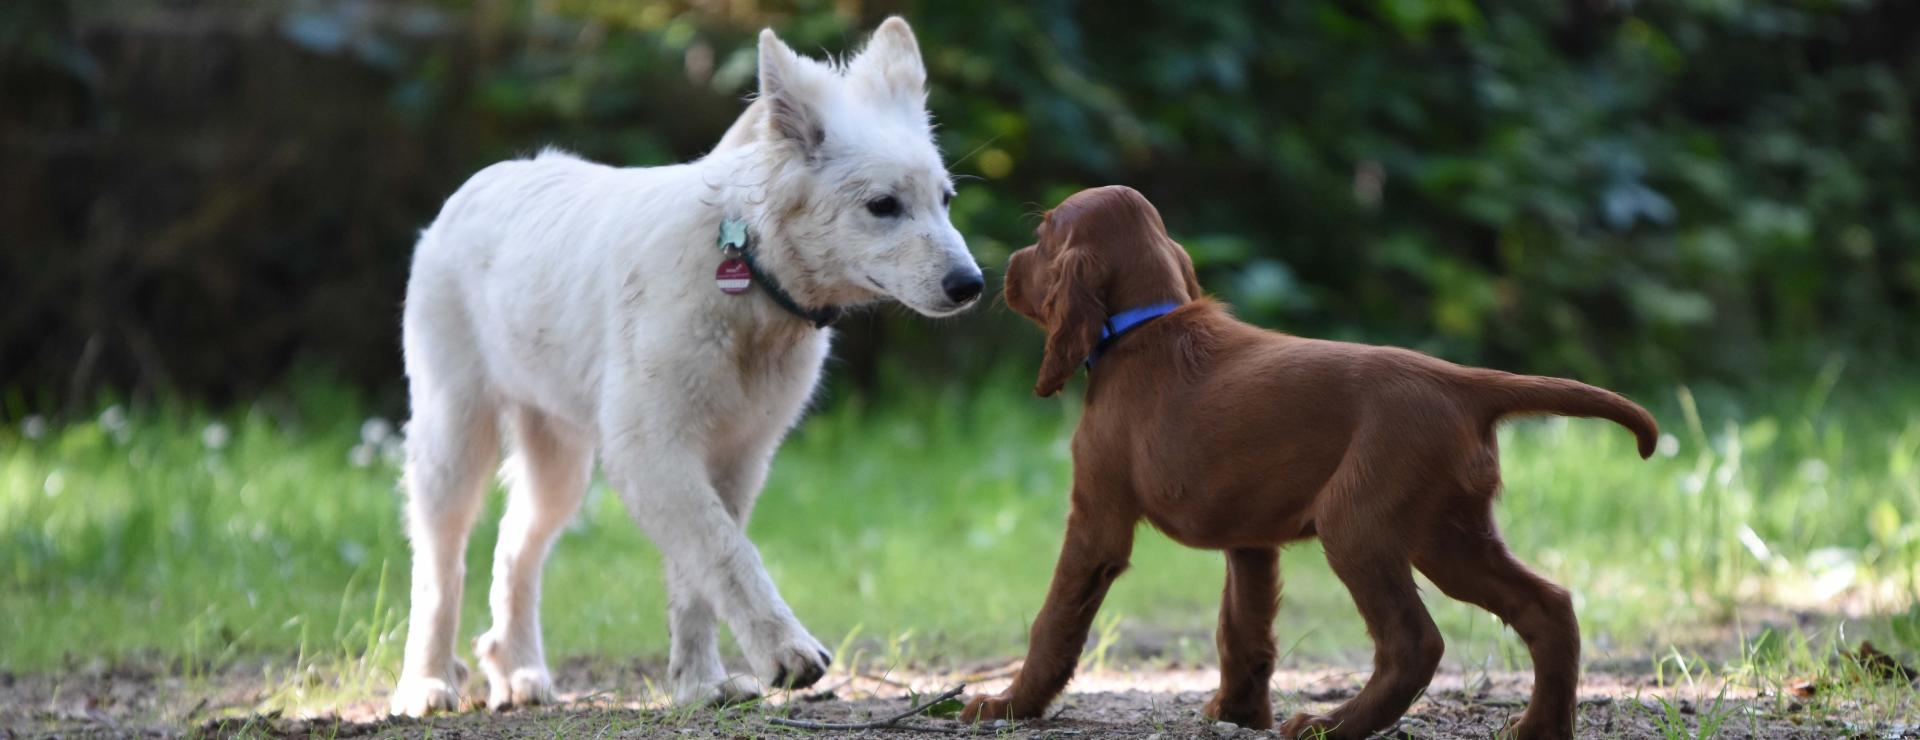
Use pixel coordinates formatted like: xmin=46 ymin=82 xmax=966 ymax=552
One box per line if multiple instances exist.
xmin=389 ymin=18 xmax=981 ymax=716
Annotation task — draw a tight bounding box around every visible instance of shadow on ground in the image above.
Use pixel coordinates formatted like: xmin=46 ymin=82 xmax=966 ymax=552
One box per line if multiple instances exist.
xmin=8 ymin=655 xmax=1911 ymax=739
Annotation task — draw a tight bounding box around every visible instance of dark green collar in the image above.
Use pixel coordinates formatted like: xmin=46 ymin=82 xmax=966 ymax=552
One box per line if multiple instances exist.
xmin=722 ymin=218 xmax=841 ymax=329
xmin=740 ymin=247 xmax=842 ymax=329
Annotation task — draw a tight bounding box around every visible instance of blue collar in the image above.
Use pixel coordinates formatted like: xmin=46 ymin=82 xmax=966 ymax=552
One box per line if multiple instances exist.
xmin=1085 ymin=301 xmax=1181 ymax=368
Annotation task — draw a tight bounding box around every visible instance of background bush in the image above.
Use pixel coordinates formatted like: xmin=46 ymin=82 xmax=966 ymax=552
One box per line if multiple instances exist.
xmin=4 ymin=0 xmax=1917 ymax=412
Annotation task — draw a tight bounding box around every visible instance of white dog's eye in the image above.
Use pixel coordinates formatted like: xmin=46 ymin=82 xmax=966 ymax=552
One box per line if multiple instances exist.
xmin=866 ymin=195 xmax=902 ymax=217
xmin=941 ymin=190 xmax=954 ymax=208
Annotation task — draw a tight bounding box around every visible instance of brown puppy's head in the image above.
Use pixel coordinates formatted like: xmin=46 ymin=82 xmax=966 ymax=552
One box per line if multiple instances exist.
xmin=1004 ymin=186 xmax=1203 ymax=397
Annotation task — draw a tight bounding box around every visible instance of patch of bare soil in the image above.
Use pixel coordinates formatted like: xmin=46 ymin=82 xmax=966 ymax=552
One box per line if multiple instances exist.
xmin=3 ymin=659 xmax=1913 ymax=739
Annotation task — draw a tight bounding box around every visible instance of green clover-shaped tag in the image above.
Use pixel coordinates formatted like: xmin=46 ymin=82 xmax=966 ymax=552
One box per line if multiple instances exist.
xmin=718 ymin=218 xmax=749 ymax=254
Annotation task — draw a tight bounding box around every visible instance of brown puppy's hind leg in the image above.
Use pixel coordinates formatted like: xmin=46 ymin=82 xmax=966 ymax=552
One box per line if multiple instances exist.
xmin=1204 ymin=547 xmax=1280 ymax=729
xmin=1280 ymin=529 xmax=1443 ymax=739
xmin=1414 ymin=513 xmax=1579 ymax=740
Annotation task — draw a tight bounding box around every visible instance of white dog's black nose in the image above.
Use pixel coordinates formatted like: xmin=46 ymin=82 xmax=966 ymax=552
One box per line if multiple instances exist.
xmin=943 ymin=268 xmax=985 ymax=305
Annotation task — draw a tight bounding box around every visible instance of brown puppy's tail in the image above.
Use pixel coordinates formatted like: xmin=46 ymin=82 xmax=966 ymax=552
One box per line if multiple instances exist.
xmin=1471 ymin=372 xmax=1659 ymax=459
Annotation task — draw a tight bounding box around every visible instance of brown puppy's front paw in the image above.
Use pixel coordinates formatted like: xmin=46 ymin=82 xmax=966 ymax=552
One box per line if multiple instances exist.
xmin=1502 ymin=712 xmax=1573 ymax=740
xmin=1277 ymin=711 xmax=1345 ymax=739
xmin=1202 ymin=692 xmax=1274 ymax=730
xmin=959 ymin=693 xmax=1040 ymax=724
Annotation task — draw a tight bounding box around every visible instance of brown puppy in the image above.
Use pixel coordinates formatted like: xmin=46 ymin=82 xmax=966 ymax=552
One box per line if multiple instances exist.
xmin=959 ymin=186 xmax=1657 ymax=739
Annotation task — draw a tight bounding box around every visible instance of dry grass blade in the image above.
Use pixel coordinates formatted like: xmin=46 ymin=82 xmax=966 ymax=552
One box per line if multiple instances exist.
xmin=769 ymin=684 xmax=967 ymax=733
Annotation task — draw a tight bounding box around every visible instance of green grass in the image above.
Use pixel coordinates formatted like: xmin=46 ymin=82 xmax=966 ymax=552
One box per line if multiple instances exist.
xmin=5 ymin=368 xmax=1920 ymax=693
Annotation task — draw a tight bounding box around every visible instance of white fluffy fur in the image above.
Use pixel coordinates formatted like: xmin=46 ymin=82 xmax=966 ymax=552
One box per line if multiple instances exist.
xmin=389 ymin=18 xmax=979 ymax=716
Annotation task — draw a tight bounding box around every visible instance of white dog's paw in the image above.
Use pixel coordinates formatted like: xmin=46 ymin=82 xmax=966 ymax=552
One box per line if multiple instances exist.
xmin=746 ymin=625 xmax=832 ymax=690
xmin=390 ymin=676 xmax=462 ymax=717
xmin=389 ymin=659 xmax=469 ymax=717
xmin=484 ymin=668 xmax=555 ymax=711
xmin=475 ymin=630 xmax=555 ymax=711
xmin=672 ymin=674 xmax=763 ymax=707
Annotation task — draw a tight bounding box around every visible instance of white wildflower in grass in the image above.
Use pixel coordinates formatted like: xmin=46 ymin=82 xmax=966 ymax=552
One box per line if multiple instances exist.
xmin=1656 ymin=432 xmax=1680 ymax=458
xmin=43 ymin=470 xmax=65 ymax=498
xmin=338 ymin=540 xmax=368 ymax=567
xmin=342 ymin=417 xmax=406 ymax=469
xmin=1798 ymin=458 xmax=1830 ymax=484
xmin=99 ymin=405 xmax=132 ymax=444
xmin=201 ymin=422 xmax=231 ymax=450
xmin=380 ymin=437 xmax=404 ymax=466
xmin=360 ymin=417 xmax=392 ymax=445
xmin=349 ymin=442 xmax=376 ymax=468
xmin=22 ymin=415 xmax=47 ymax=440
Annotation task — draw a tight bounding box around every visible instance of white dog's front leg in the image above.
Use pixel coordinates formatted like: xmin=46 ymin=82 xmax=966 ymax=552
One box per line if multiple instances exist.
xmin=606 ymin=453 xmax=830 ymax=694
xmin=664 ymin=450 xmax=780 ymax=706
xmin=664 ymin=560 xmax=761 ymax=705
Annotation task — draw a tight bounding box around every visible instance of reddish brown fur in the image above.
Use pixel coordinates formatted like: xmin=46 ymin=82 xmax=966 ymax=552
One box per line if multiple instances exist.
xmin=960 ymin=186 xmax=1657 ymax=739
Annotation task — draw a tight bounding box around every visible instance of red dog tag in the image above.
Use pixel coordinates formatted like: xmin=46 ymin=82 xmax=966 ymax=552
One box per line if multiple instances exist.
xmin=716 ymin=258 xmax=751 ymax=294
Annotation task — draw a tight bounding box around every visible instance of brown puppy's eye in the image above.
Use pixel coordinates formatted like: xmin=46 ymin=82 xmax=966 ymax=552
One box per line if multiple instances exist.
xmin=866 ymin=195 xmax=902 ymax=217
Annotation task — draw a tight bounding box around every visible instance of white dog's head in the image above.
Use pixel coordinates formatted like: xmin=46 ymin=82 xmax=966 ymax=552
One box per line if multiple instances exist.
xmin=740 ymin=18 xmax=983 ymax=318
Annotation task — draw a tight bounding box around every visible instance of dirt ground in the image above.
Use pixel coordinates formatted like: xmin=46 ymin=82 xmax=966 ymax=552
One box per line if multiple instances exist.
xmin=4 ymin=657 xmax=1914 ymax=739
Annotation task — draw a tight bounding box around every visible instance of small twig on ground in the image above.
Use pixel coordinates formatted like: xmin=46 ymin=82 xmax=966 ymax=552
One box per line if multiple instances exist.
xmin=860 ymin=672 xmax=916 ymax=689
xmin=769 ymin=685 xmax=965 ymax=732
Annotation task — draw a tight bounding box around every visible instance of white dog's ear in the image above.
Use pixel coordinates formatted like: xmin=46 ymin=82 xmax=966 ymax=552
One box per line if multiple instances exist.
xmin=758 ymin=29 xmax=824 ymax=154
xmin=849 ymin=17 xmax=926 ymax=106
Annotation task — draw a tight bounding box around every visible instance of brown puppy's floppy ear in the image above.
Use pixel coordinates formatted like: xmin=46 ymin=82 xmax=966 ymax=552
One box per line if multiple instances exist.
xmin=1168 ymin=238 xmax=1203 ymax=299
xmin=1034 ymin=247 xmax=1106 ymax=397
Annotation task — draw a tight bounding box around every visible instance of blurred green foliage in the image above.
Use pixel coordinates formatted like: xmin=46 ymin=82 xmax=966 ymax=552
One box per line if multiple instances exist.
xmin=3 ymin=0 xmax=1917 ymax=410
